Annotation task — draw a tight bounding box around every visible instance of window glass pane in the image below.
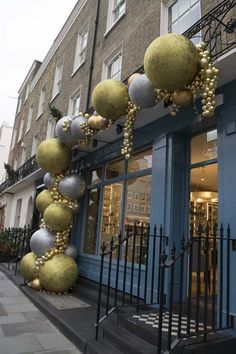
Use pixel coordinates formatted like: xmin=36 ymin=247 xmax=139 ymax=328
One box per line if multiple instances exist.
xmin=124 ymin=174 xmax=152 ymax=263
xmin=179 ymin=0 xmax=190 ymax=15
xmin=191 ymin=130 xmax=217 ymax=164
xmin=178 ymin=11 xmax=190 ymax=33
xmin=100 ymin=183 xmax=123 ymax=247
xmin=106 ymin=159 xmax=124 ymax=179
xmin=128 ymin=148 xmax=152 ymax=173
xmin=171 ymin=2 xmax=178 ymax=22
xmin=190 ymin=2 xmax=200 ymax=24
xmin=84 ymin=188 xmax=100 ymax=254
xmin=91 ymin=167 xmax=103 ymax=184
xmin=172 ymin=21 xmax=178 ymax=33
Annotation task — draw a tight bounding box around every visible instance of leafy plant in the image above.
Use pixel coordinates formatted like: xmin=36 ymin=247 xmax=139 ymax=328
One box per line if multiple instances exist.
xmin=49 ymin=104 xmax=63 ymax=122
xmin=4 ymin=163 xmax=16 ymax=181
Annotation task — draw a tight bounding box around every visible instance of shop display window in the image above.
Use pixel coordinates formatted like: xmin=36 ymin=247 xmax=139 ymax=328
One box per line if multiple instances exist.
xmin=83 ymin=188 xmax=100 ymax=254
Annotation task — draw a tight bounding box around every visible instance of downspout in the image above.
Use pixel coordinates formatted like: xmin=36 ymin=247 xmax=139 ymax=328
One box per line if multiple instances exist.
xmin=86 ymin=0 xmax=100 ymax=111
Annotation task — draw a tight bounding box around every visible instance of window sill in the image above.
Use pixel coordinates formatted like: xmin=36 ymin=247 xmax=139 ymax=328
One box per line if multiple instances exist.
xmin=25 ymin=128 xmax=30 ymax=134
xmin=50 ymin=92 xmax=60 ymax=103
xmin=71 ymin=60 xmax=85 ymax=77
xmin=104 ymin=12 xmax=126 ymax=38
xmin=36 ymin=112 xmax=43 ymax=121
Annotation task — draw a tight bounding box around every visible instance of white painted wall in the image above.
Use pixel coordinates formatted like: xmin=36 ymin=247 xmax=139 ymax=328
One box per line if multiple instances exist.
xmin=0 ymin=122 xmax=13 ymax=182
xmin=9 ymin=184 xmax=35 ymax=228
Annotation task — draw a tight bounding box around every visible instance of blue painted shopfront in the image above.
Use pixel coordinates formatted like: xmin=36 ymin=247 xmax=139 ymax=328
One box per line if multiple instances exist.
xmin=71 ymin=79 xmax=236 ymax=320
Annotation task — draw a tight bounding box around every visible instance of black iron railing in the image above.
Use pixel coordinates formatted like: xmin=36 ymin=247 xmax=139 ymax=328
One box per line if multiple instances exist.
xmin=0 ymin=226 xmax=33 ymax=274
xmin=0 ymin=155 xmax=38 ymax=194
xmin=183 ymin=0 xmax=236 ymax=60
xmin=95 ymin=223 xmax=233 ymax=353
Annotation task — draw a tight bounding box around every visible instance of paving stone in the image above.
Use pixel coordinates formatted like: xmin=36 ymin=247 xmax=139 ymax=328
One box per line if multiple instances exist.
xmin=34 ymin=333 xmax=74 ymax=351
xmin=0 ymin=303 xmax=8 ymax=316
xmin=0 ymin=334 xmax=43 ymax=354
xmin=4 ymin=303 xmax=38 ymax=313
xmin=23 ymin=310 xmax=47 ymax=322
xmin=34 ymin=350 xmax=78 ymax=354
xmin=2 ymin=320 xmax=58 ymax=336
xmin=0 ymin=325 xmax=4 ymax=337
xmin=0 ymin=313 xmax=26 ymax=325
xmin=0 ymin=296 xmax=30 ymax=305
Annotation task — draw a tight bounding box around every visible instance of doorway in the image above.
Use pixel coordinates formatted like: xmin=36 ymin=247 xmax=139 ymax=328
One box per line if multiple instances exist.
xmin=189 ymin=129 xmax=218 ymax=297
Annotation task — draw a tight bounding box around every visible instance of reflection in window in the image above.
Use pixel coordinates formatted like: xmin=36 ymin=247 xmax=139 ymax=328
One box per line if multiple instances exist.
xmin=91 ymin=167 xmax=103 ymax=184
xmin=128 ymin=148 xmax=152 ymax=173
xmin=100 ymin=183 xmax=122 ymax=247
xmin=106 ymin=159 xmax=124 ymax=179
xmin=84 ymin=188 xmax=100 ymax=254
xmin=191 ymin=130 xmax=217 ymax=164
xmin=124 ymin=175 xmax=152 ymax=263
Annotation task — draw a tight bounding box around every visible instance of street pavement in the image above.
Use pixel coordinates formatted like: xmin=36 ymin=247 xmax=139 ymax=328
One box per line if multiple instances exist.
xmin=0 ymin=271 xmax=83 ymax=354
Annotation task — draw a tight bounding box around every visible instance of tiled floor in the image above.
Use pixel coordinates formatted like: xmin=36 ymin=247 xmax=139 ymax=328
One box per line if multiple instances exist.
xmin=0 ymin=271 xmax=83 ymax=354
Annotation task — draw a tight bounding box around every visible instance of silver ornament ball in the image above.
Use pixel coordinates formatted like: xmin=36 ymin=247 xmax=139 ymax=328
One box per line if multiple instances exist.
xmin=30 ymin=228 xmax=55 ymax=257
xmin=64 ymin=244 xmax=78 ymax=259
xmin=43 ymin=172 xmax=55 ymax=189
xmin=71 ymin=115 xmax=87 ymax=140
xmin=128 ymin=74 xmax=156 ymax=109
xmin=59 ymin=174 xmax=86 ymax=200
xmin=55 ymin=116 xmax=77 ymax=145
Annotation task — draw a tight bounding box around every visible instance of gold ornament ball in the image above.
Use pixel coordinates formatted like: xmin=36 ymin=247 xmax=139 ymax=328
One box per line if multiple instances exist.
xmin=39 ymin=254 xmax=78 ymax=293
xmin=36 ymin=138 xmax=72 ymax=174
xmin=36 ymin=189 xmax=54 ymax=214
xmin=31 ymin=278 xmax=42 ymax=291
xmin=44 ymin=203 xmax=73 ymax=232
xmin=87 ymin=115 xmax=108 ymax=130
xmin=92 ymin=79 xmax=129 ymax=120
xmin=127 ymin=73 xmax=141 ymax=87
xmin=144 ymin=33 xmax=199 ymax=90
xmin=173 ymin=89 xmax=193 ymax=107
xmin=19 ymin=252 xmax=37 ymax=281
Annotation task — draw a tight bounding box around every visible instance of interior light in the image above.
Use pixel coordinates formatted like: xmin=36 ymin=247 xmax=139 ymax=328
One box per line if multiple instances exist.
xmin=201 ymin=177 xmax=205 ymax=181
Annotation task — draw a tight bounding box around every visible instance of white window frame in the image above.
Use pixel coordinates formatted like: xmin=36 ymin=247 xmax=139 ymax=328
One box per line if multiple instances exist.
xmin=72 ymin=23 xmax=89 ymax=76
xmin=105 ymin=0 xmax=126 ymax=35
xmin=17 ymin=119 xmax=24 ymax=142
xmin=102 ymin=44 xmax=123 ymax=81
xmin=68 ymin=87 xmax=82 ymax=116
xmin=52 ymin=56 xmax=64 ymax=100
xmin=14 ymin=198 xmax=22 ymax=228
xmin=24 ymin=84 xmax=30 ymax=103
xmin=46 ymin=118 xmax=56 ymax=139
xmin=31 ymin=135 xmax=39 ymax=157
xmin=26 ymin=105 xmax=33 ymax=133
xmin=160 ymin=0 xmax=201 ymax=36
xmin=37 ymin=87 xmax=45 ymax=119
xmin=21 ymin=147 xmax=27 ymax=166
xmin=16 ymin=97 xmax=22 ymax=115
xmin=11 ymin=129 xmax=17 ymax=150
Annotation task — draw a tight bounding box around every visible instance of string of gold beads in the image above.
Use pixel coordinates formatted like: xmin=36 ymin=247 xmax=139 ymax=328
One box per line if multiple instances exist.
xmin=121 ymin=102 xmax=138 ymax=159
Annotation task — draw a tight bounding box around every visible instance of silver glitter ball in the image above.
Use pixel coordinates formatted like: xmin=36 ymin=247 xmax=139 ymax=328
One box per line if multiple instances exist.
xmin=30 ymin=228 xmax=55 ymax=257
xmin=129 ymin=74 xmax=156 ymax=108
xmin=43 ymin=172 xmax=55 ymax=189
xmin=70 ymin=115 xmax=87 ymax=140
xmin=64 ymin=244 xmax=78 ymax=260
xmin=55 ymin=116 xmax=77 ymax=145
xmin=59 ymin=174 xmax=86 ymax=201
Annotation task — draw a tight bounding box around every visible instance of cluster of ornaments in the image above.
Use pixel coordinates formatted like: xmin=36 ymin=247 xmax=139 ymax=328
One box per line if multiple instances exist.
xmin=46 ymin=33 xmax=219 ymax=160
xmin=20 ymin=133 xmax=86 ymax=293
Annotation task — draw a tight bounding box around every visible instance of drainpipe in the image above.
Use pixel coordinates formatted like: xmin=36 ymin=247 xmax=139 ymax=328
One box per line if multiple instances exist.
xmin=86 ymin=0 xmax=100 ymax=112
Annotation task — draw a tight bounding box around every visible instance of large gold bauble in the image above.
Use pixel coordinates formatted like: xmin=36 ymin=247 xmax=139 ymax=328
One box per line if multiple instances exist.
xmin=31 ymin=278 xmax=42 ymax=290
xmin=88 ymin=115 xmax=108 ymax=130
xmin=44 ymin=203 xmax=73 ymax=232
xmin=36 ymin=138 xmax=72 ymax=174
xmin=144 ymin=33 xmax=199 ymax=90
xmin=39 ymin=254 xmax=78 ymax=293
xmin=173 ymin=89 xmax=193 ymax=106
xmin=19 ymin=252 xmax=37 ymax=281
xmin=92 ymin=79 xmax=129 ymax=120
xmin=36 ymin=190 xmax=54 ymax=214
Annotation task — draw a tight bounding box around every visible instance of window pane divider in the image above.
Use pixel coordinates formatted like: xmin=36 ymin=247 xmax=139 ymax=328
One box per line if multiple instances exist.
xmin=190 ymin=158 xmax=217 ymax=169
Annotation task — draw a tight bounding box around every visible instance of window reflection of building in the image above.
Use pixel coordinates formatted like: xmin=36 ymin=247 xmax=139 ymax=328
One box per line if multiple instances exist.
xmin=83 ymin=148 xmax=152 ymax=262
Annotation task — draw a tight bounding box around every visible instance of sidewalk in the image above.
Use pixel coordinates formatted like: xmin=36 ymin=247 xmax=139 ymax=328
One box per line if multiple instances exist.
xmin=0 ymin=271 xmax=83 ymax=354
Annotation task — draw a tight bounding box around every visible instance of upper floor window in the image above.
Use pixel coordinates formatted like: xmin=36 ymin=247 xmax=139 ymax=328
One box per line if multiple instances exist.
xmin=46 ymin=118 xmax=56 ymax=139
xmin=102 ymin=45 xmax=123 ymax=80
xmin=73 ymin=25 xmax=88 ymax=74
xmin=37 ymin=87 xmax=45 ymax=118
xmin=26 ymin=105 xmax=33 ymax=133
xmin=106 ymin=0 xmax=126 ymax=32
xmin=11 ymin=129 xmax=17 ymax=150
xmin=17 ymin=119 xmax=24 ymax=142
xmin=24 ymin=84 xmax=30 ymax=103
xmin=31 ymin=135 xmax=39 ymax=156
xmin=16 ymin=97 xmax=22 ymax=115
xmin=169 ymin=0 xmax=200 ymax=35
xmin=52 ymin=56 xmax=64 ymax=99
xmin=68 ymin=88 xmax=81 ymax=116
xmin=21 ymin=147 xmax=27 ymax=166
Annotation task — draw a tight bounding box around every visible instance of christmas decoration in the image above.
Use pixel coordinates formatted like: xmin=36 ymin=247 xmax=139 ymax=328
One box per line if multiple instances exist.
xmin=30 ymin=228 xmax=55 ymax=257
xmin=35 ymin=190 xmax=54 ymax=214
xmin=19 ymin=252 xmax=37 ymax=281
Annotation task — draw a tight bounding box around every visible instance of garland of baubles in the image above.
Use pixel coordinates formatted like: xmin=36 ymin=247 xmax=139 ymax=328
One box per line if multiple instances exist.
xmin=19 ymin=33 xmax=219 ymax=295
